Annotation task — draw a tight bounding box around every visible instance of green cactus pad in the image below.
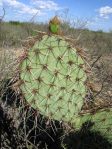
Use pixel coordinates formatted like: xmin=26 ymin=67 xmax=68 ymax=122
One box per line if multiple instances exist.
xmin=50 ymin=23 xmax=59 ymax=34
xmin=91 ymin=109 xmax=112 ymax=142
xmin=19 ymin=35 xmax=87 ymax=122
xmin=72 ymin=108 xmax=112 ymax=142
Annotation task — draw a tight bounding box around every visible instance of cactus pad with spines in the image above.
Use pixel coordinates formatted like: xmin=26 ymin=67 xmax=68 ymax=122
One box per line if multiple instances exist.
xmin=19 ymin=34 xmax=87 ymax=122
xmin=72 ymin=108 xmax=112 ymax=143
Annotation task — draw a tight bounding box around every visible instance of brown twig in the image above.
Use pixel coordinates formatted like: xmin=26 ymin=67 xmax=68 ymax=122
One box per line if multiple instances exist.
xmin=0 ymin=8 xmax=5 ymax=22
xmin=91 ymin=55 xmax=102 ymax=67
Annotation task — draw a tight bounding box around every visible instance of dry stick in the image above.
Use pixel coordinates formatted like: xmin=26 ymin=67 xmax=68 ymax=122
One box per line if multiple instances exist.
xmin=93 ymin=77 xmax=107 ymax=98
xmin=0 ymin=8 xmax=5 ymax=40
xmin=91 ymin=55 xmax=102 ymax=67
xmin=0 ymin=8 xmax=5 ymax=22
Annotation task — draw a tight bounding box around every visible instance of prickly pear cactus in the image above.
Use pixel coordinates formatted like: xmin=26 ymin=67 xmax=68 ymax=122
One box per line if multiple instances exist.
xmin=18 ymin=17 xmax=112 ymax=145
xmin=19 ymin=34 xmax=87 ymax=122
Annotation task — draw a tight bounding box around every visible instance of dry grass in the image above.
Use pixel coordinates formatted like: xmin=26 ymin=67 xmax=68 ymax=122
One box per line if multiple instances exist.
xmin=0 ymin=47 xmax=24 ymax=81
